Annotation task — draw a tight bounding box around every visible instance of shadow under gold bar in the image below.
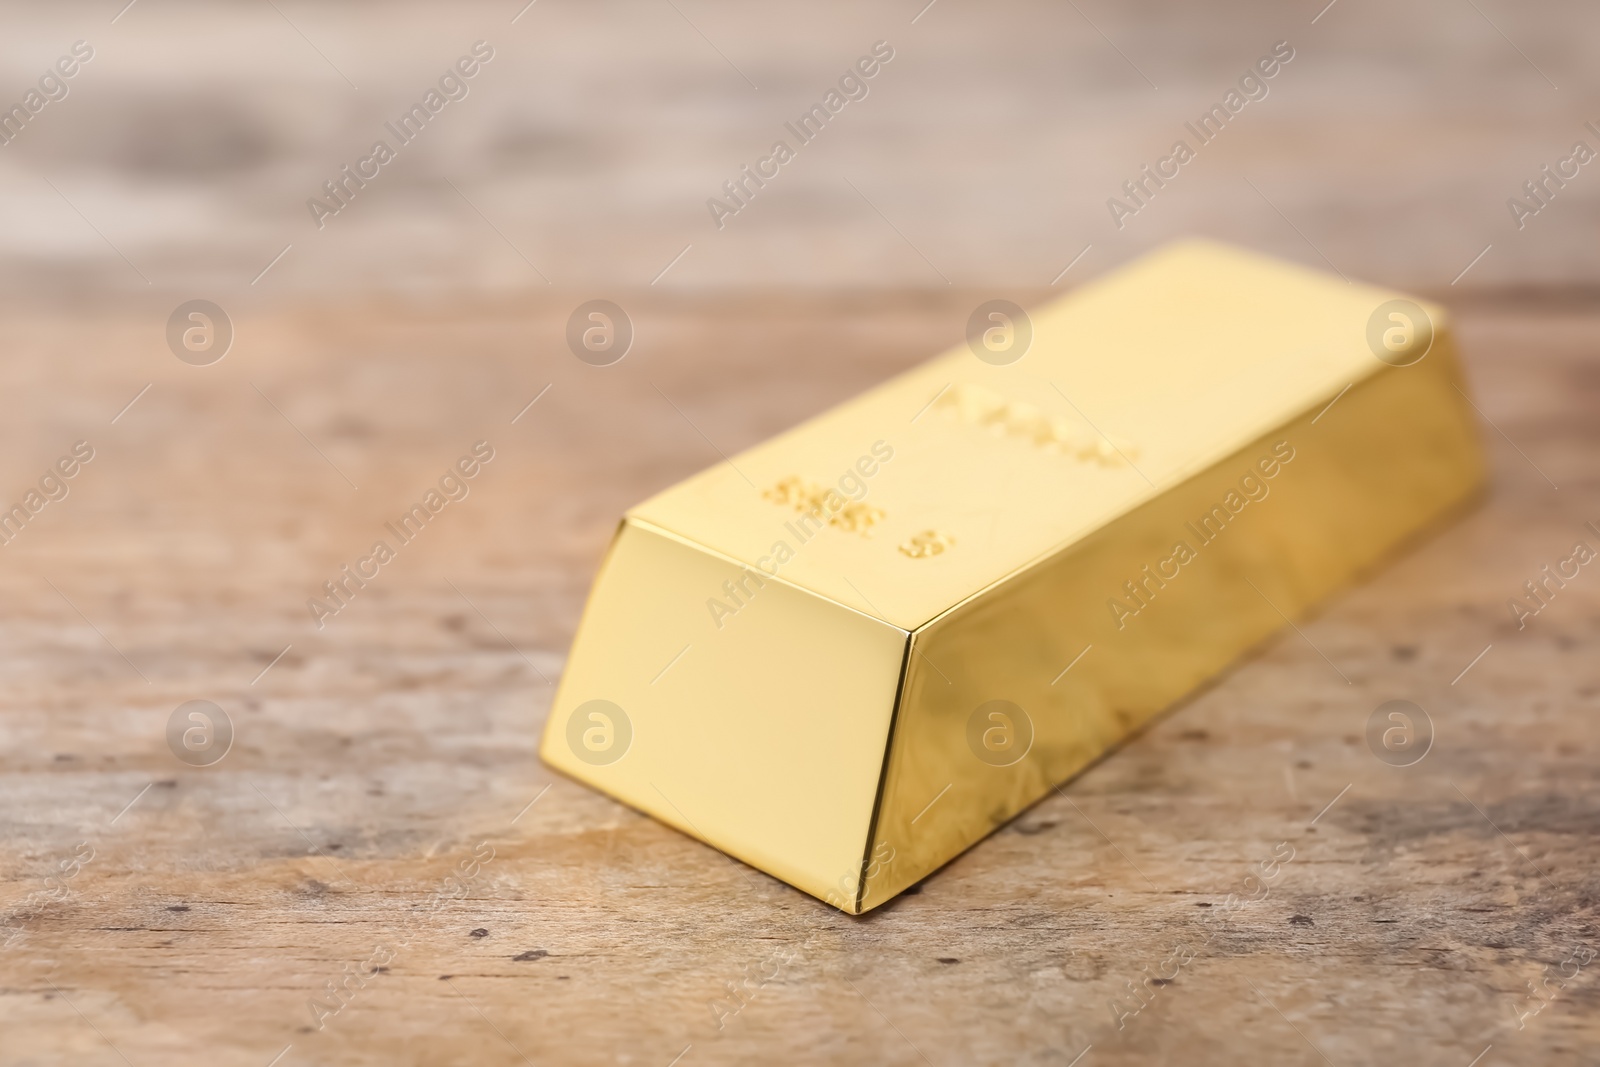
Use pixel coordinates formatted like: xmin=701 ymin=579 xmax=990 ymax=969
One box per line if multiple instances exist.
xmin=540 ymin=239 xmax=1485 ymax=913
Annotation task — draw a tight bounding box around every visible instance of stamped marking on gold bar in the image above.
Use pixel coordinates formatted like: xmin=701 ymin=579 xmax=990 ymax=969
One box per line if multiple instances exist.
xmin=933 ymin=383 xmax=1138 ymax=466
xmin=899 ymin=530 xmax=955 ymax=558
xmin=762 ymin=476 xmax=886 ymax=536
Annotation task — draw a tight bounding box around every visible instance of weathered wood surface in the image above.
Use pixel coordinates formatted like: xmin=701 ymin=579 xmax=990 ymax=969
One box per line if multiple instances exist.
xmin=0 ymin=286 xmax=1597 ymax=1066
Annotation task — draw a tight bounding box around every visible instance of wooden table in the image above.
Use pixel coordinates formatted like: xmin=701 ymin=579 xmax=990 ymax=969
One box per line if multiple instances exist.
xmin=1 ymin=284 xmax=1596 ymax=1066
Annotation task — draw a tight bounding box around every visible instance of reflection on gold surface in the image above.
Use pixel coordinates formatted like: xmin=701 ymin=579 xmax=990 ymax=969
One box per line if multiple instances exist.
xmin=540 ymin=240 xmax=1485 ymax=913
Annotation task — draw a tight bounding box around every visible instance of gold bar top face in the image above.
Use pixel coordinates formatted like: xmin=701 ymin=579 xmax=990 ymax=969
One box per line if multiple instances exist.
xmin=542 ymin=239 xmax=1484 ymax=913
xmin=630 ymin=240 xmax=1424 ymax=630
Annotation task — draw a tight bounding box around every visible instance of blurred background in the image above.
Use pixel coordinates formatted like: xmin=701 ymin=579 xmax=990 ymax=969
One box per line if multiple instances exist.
xmin=1 ymin=0 xmax=1595 ymax=298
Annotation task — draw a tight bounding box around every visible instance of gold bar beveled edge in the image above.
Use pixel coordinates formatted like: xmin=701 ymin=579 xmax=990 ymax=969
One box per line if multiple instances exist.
xmin=538 ymin=513 xmax=915 ymax=913
xmin=619 ymin=514 xmax=916 ymax=913
xmin=850 ymin=632 xmax=915 ymax=915
xmin=538 ymin=513 xmax=630 ymax=762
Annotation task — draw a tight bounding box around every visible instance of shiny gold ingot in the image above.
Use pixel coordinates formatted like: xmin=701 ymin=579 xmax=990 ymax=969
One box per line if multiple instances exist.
xmin=540 ymin=240 xmax=1484 ymax=913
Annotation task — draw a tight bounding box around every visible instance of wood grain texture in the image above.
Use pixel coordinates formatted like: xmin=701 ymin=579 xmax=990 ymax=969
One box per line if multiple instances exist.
xmin=0 ymin=285 xmax=1596 ymax=1066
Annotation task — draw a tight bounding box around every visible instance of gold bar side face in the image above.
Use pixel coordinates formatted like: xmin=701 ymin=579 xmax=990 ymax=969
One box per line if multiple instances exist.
xmin=540 ymin=239 xmax=1485 ymax=914
xmin=860 ymin=334 xmax=1483 ymax=911
xmin=541 ymin=519 xmax=909 ymax=906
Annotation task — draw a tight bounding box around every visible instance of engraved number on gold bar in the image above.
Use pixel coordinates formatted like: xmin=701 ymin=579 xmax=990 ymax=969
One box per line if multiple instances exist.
xmin=899 ymin=530 xmax=955 ymax=558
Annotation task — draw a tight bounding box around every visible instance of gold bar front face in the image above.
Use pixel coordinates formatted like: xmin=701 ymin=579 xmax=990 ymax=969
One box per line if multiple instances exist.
xmin=540 ymin=240 xmax=1484 ymax=913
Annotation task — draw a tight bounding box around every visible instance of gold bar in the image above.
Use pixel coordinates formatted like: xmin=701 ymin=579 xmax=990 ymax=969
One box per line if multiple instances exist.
xmin=540 ymin=240 xmax=1484 ymax=913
